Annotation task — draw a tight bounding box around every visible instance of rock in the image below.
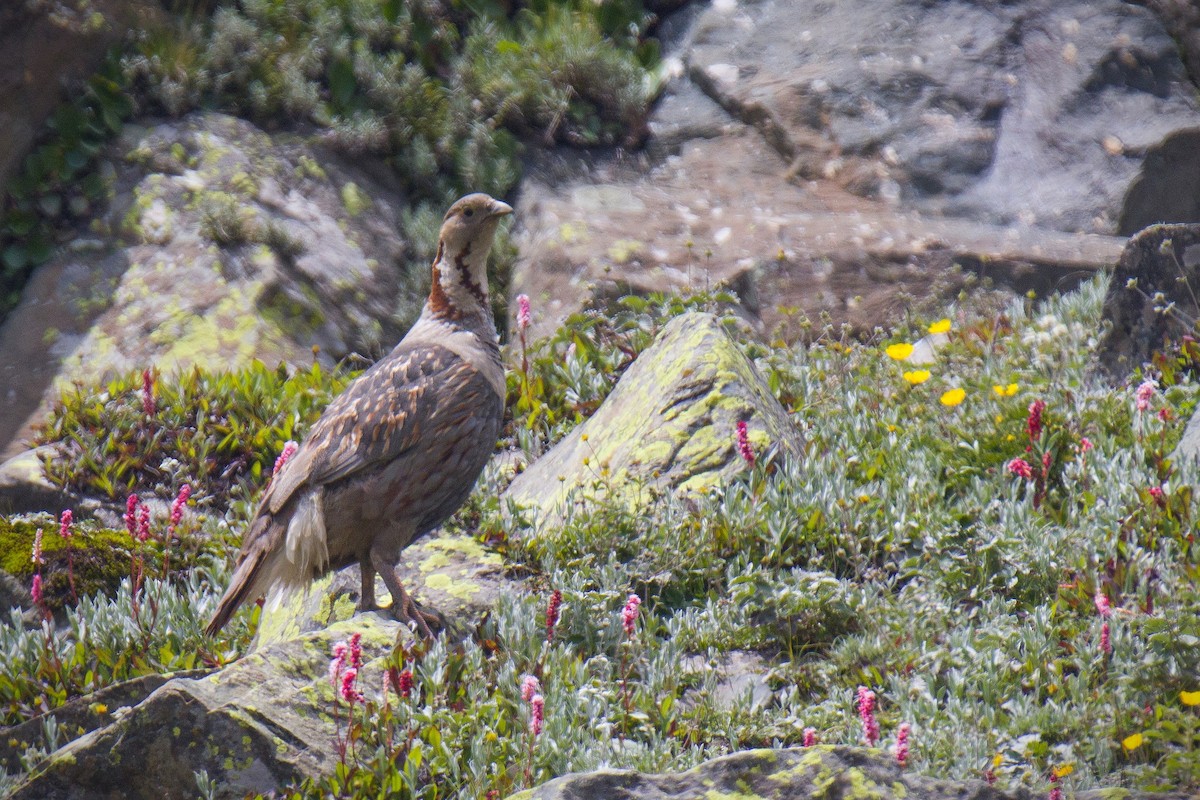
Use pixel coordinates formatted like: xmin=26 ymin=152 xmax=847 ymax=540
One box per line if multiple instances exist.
xmin=0 ymin=446 xmax=73 ymax=515
xmin=504 ymin=312 xmax=801 ymax=526
xmin=8 ymin=618 xmax=396 ymax=800
xmin=508 ymin=745 xmax=1194 ymax=800
xmin=0 ymin=111 xmax=412 ymax=461
xmin=1118 ymin=129 xmax=1200 ymax=235
xmin=1095 ymin=223 xmax=1200 ymax=381
xmin=0 ymin=0 xmax=160 ymax=189
xmin=255 ymin=530 xmax=508 ymax=650
xmin=511 ymin=0 xmax=1147 ymax=342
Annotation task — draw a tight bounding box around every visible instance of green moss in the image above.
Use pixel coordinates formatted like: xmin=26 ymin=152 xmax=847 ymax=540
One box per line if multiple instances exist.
xmin=339 ymin=182 xmax=371 ymax=217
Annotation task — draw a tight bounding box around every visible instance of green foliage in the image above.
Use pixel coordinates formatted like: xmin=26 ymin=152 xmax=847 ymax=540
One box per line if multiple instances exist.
xmin=0 ymin=53 xmax=132 ymax=316
xmin=35 ymin=360 xmax=355 ymax=500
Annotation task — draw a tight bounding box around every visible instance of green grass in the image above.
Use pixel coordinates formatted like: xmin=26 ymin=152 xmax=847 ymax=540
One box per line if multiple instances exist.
xmin=5 ymin=275 xmax=1200 ymax=797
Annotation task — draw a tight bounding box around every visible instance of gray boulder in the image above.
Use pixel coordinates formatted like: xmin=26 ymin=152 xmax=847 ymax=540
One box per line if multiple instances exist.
xmin=511 ymin=0 xmax=1153 ymax=342
xmin=508 ymin=745 xmax=1195 ymax=800
xmin=505 ymin=312 xmax=801 ymax=526
xmin=0 ymin=111 xmax=412 ymax=461
xmin=1095 ymin=224 xmax=1200 ymax=381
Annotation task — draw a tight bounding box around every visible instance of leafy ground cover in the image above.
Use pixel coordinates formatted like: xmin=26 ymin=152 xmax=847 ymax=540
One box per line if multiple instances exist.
xmin=4 ymin=275 xmax=1200 ymax=797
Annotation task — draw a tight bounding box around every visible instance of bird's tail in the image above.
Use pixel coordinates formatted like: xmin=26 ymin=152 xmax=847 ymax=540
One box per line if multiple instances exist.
xmin=205 ymin=514 xmax=274 ymax=637
xmin=205 ymin=491 xmax=329 ymax=637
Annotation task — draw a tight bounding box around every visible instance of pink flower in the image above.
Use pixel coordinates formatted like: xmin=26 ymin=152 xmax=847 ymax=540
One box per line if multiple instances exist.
xmin=1027 ymin=399 xmax=1046 ymax=441
xmin=142 ymin=368 xmax=156 ymax=416
xmin=1158 ymin=407 xmax=1172 ymax=422
xmin=273 ymin=441 xmax=298 ymax=476
xmin=856 ymin=686 xmax=880 ymax=747
xmin=1094 ymin=591 xmax=1111 ymax=618
xmin=340 ymin=667 xmax=363 ymax=703
xmin=1079 ymin=437 xmax=1093 ymax=453
xmin=1049 ymin=772 xmax=1062 ymax=800
xmin=329 ymin=641 xmax=348 ymax=688
xmin=802 ymin=727 xmax=817 ymax=747
xmin=529 ymin=693 xmax=545 ymax=736
xmin=347 ymin=632 xmax=363 ymax=670
xmin=521 ymin=674 xmax=541 ymax=702
xmin=516 ymin=294 xmax=531 ymax=333
xmin=895 ymin=722 xmax=910 ymax=767
xmin=1007 ymin=458 xmax=1034 ymax=479
xmin=31 ymin=574 xmax=42 ymax=605
xmin=1149 ymin=485 xmax=1165 ymax=505
xmin=545 ymin=589 xmax=563 ymax=643
xmin=1100 ymin=621 xmax=1112 ymax=656
xmin=395 ymin=669 xmax=413 ymax=699
xmin=735 ymin=420 xmax=756 ymax=468
xmin=168 ymin=484 xmax=190 ymax=534
xmin=31 ymin=528 xmax=43 ymax=566
xmin=59 ymin=509 xmax=73 ymax=539
xmin=1135 ymin=379 xmax=1156 ymax=413
xmin=137 ymin=504 xmax=151 ymax=542
xmin=124 ymin=494 xmax=140 ymax=539
xmin=621 ymin=594 xmax=642 ymax=637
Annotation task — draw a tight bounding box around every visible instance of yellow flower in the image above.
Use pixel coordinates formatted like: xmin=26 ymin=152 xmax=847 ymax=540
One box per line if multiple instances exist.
xmin=1053 ymin=764 xmax=1074 ymax=778
xmin=1181 ymin=690 xmax=1200 ymax=706
xmin=886 ymin=342 xmax=914 ymax=361
xmin=993 ymin=383 xmax=1019 ymax=397
xmin=928 ymin=318 xmax=952 ymax=334
xmin=1122 ymin=732 xmax=1144 ymax=751
xmin=940 ymin=388 xmax=966 ymax=407
xmin=903 ymin=369 xmax=931 ymax=385
xmin=992 ymin=753 xmax=1003 ymax=769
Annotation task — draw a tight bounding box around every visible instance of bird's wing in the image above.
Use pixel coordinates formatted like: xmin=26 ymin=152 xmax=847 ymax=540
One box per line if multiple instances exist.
xmin=260 ymin=343 xmax=496 ymax=517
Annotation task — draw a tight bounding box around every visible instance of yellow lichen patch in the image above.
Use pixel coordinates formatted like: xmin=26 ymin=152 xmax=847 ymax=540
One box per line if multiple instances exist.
xmin=558 ymin=220 xmax=588 ymax=244
xmin=426 ymin=535 xmax=503 ymax=566
xmin=424 ymin=572 xmax=480 ymax=601
xmin=419 ymin=552 xmax=452 ymax=572
xmin=607 ymin=239 xmax=644 ymax=264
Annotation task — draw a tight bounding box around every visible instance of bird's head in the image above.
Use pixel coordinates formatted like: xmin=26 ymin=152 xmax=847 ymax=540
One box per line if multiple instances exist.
xmin=429 ymin=193 xmax=512 ymax=320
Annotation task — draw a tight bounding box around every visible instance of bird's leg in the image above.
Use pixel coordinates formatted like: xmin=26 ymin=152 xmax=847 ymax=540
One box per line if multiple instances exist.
xmin=359 ymin=556 xmax=377 ymax=610
xmin=369 ymin=547 xmax=441 ymax=640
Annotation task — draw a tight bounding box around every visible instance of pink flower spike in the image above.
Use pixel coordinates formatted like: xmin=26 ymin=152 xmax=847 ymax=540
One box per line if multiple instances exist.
xmin=1026 ymin=399 xmax=1046 ymax=441
xmin=142 ymin=368 xmax=156 ymax=416
xmin=31 ymin=528 xmax=43 ymax=566
xmin=529 ymin=693 xmax=545 ymax=736
xmin=396 ymin=669 xmax=413 ymax=698
xmin=169 ymin=484 xmax=190 ymax=533
xmin=521 ymin=674 xmax=541 ymax=703
xmin=124 ymin=494 xmax=140 ymax=539
xmin=347 ymin=632 xmax=363 ymax=670
xmin=895 ymin=722 xmax=910 ymax=767
xmin=1149 ymin=485 xmax=1165 ymax=505
xmin=735 ymin=420 xmax=756 ymax=468
xmin=1006 ymin=458 xmax=1033 ymax=480
xmin=545 ymin=589 xmax=563 ymax=643
xmin=621 ymin=594 xmax=642 ymax=637
xmin=31 ymin=574 xmax=42 ymax=605
xmin=137 ymin=504 xmax=151 ymax=542
xmin=856 ymin=686 xmax=880 ymax=747
xmin=516 ymin=294 xmax=532 ymax=333
xmin=1094 ymin=591 xmax=1112 ymax=618
xmin=1049 ymin=772 xmax=1062 ymax=800
xmin=273 ymin=441 xmax=298 ymax=476
xmin=802 ymin=727 xmax=817 ymax=747
xmin=59 ymin=509 xmax=73 ymax=539
xmin=329 ymin=641 xmax=348 ymax=688
xmin=1100 ymin=621 xmax=1112 ymax=656
xmin=1079 ymin=437 xmax=1093 ymax=453
xmin=1135 ymin=379 xmax=1156 ymax=413
xmin=340 ymin=667 xmax=362 ymax=703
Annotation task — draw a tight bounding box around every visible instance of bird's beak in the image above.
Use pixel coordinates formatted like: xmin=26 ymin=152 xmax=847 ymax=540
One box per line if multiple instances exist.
xmin=489 ymin=199 xmax=513 ymax=218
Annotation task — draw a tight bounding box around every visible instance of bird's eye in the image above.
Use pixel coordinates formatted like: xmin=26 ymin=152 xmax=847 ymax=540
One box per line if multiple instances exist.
xmin=463 ymin=208 xmax=475 ymax=218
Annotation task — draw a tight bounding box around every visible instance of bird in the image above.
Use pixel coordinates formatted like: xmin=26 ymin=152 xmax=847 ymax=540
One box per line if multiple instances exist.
xmin=205 ymin=192 xmax=512 ymax=640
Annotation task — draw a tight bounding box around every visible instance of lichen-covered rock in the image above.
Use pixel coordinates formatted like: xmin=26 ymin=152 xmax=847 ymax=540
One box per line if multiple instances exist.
xmin=8 ymin=618 xmax=395 ymax=800
xmin=505 ymin=312 xmax=801 ymax=526
xmin=1095 ymin=224 xmax=1200 ymax=382
xmin=0 ymin=446 xmax=72 ymax=515
xmin=507 ymin=746 xmax=1193 ymax=800
xmin=0 ymin=111 xmax=410 ymax=460
xmin=255 ymin=531 xmax=508 ymax=650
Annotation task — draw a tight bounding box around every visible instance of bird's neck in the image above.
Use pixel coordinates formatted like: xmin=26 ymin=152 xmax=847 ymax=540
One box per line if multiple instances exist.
xmin=427 ymin=238 xmax=492 ymax=326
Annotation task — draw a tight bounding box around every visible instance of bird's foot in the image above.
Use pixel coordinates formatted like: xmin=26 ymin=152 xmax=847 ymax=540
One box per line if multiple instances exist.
xmin=394 ymin=597 xmax=446 ymax=641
